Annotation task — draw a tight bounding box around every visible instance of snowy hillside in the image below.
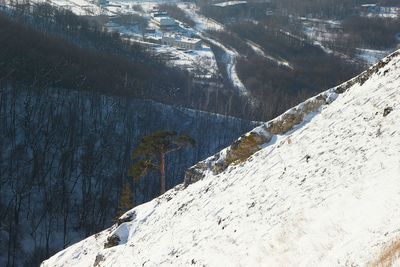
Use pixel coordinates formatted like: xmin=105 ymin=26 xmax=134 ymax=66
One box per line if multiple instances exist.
xmin=42 ymin=50 xmax=400 ymax=267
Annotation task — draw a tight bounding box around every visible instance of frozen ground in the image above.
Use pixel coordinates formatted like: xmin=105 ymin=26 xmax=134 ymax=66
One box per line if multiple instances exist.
xmin=42 ymin=51 xmax=400 ymax=267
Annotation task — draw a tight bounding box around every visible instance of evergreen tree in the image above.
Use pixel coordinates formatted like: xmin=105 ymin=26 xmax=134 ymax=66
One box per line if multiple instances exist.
xmin=128 ymin=131 xmax=196 ymax=195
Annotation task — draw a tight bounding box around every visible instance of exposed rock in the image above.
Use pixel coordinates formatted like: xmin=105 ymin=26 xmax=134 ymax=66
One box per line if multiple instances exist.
xmin=383 ymin=107 xmax=393 ymax=117
xmin=104 ymin=234 xmax=120 ymax=249
xmin=93 ymin=254 xmax=105 ymax=267
xmin=222 ymin=132 xmax=271 ymax=168
xmin=184 ymin=162 xmax=207 ymax=186
xmin=268 ymin=96 xmax=327 ymax=135
xmin=117 ymin=211 xmax=136 ymax=226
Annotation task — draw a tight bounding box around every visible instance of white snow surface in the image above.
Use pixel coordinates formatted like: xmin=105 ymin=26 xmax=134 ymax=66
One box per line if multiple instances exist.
xmin=42 ymin=51 xmax=400 ymax=267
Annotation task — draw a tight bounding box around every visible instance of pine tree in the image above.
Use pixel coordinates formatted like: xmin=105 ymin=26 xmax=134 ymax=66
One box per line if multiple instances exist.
xmin=128 ymin=131 xmax=196 ymax=195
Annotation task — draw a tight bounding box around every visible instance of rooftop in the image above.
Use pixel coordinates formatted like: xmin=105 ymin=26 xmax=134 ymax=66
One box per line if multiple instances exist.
xmin=213 ymin=1 xmax=247 ymax=7
xmin=163 ymin=34 xmax=202 ymax=44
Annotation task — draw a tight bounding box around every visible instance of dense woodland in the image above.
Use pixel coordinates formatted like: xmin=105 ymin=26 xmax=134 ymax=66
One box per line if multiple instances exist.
xmin=159 ymin=4 xmax=196 ymax=27
xmin=0 ymin=5 xmax=187 ymax=103
xmin=3 ymin=0 xmax=397 ymax=123
xmin=0 ymin=4 xmax=257 ymax=266
xmin=206 ymin=22 xmax=360 ymax=118
xmin=0 ymin=84 xmax=254 ymax=267
xmin=198 ymin=0 xmax=399 ymax=118
xmin=200 ymin=0 xmax=400 ymax=50
xmin=0 ymin=3 xmax=254 ymax=120
xmin=342 ymin=16 xmax=400 ymax=49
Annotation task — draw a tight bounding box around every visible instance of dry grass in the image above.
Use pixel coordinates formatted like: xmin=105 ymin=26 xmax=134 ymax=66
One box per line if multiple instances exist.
xmin=371 ymin=239 xmax=400 ymax=267
xmin=210 ymin=132 xmax=270 ymax=174
xmin=225 ymin=133 xmax=268 ymax=166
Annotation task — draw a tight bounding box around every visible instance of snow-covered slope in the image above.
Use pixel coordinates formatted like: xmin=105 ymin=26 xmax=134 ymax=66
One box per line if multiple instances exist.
xmin=42 ymin=50 xmax=400 ymax=267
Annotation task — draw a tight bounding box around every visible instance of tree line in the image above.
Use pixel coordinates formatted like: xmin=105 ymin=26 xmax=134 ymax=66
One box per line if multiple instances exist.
xmin=0 ymin=3 xmax=271 ymax=120
xmin=0 ymin=83 xmax=254 ymax=267
xmin=206 ymin=20 xmax=361 ymax=119
xmin=0 ymin=6 xmax=188 ymax=104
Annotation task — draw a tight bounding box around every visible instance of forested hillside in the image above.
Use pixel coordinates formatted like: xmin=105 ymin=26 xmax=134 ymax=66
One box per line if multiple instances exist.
xmin=0 ymin=6 xmax=257 ymax=266
xmin=41 ymin=47 xmax=400 ymax=267
xmin=2 ymin=0 xmax=399 ymax=266
xmin=0 ymin=83 xmax=254 ymax=267
xmin=0 ymin=5 xmax=251 ymax=119
xmin=0 ymin=9 xmax=187 ymax=104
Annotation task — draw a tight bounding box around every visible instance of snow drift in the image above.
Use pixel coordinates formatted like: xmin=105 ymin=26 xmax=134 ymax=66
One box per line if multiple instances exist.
xmin=42 ymin=50 xmax=400 ymax=267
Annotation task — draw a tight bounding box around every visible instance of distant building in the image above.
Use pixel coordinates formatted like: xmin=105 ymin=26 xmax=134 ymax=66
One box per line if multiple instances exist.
xmin=151 ymin=11 xmax=168 ymax=18
xmin=360 ymin=4 xmax=380 ymax=14
xmin=212 ymin=1 xmax=247 ymax=8
xmin=162 ymin=34 xmax=202 ymax=50
xmin=153 ymin=16 xmax=177 ymax=29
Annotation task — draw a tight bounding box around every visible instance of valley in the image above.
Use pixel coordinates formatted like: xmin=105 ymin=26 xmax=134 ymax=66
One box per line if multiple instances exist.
xmin=1 ymin=0 xmax=400 ymax=266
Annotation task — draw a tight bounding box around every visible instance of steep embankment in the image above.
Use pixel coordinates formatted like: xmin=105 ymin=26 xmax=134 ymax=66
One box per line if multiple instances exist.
xmin=42 ymin=50 xmax=400 ymax=266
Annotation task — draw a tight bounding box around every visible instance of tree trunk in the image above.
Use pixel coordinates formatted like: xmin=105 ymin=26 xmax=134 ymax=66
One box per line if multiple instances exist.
xmin=159 ymin=152 xmax=166 ymax=195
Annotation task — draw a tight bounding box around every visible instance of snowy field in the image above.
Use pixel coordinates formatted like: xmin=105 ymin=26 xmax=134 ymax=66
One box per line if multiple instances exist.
xmin=42 ymin=51 xmax=400 ymax=266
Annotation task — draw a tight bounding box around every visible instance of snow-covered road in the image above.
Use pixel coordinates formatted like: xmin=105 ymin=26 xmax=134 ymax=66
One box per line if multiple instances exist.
xmin=178 ymin=3 xmax=248 ymax=95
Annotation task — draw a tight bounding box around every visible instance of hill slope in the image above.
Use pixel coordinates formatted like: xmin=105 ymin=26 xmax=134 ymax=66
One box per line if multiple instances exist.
xmin=42 ymin=50 xmax=400 ymax=267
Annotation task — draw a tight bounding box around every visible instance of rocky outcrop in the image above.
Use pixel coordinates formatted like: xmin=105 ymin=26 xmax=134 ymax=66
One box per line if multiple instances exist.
xmin=215 ymin=131 xmax=271 ymax=170
xmin=183 ymin=92 xmax=333 ymax=186
xmin=184 ymin=50 xmax=400 ymax=186
xmin=117 ymin=211 xmax=136 ymax=226
xmin=93 ymin=254 xmax=105 ymax=267
xmin=104 ymin=234 xmax=120 ymax=249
